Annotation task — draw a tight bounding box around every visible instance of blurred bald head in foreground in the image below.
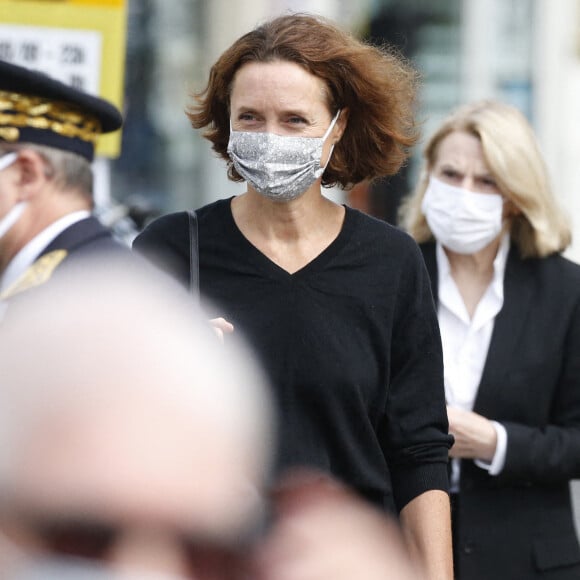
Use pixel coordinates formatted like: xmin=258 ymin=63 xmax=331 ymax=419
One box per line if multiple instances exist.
xmin=0 ymin=261 xmax=275 ymax=579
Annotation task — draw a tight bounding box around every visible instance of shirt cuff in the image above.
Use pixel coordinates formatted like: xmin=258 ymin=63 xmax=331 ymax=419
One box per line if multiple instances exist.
xmin=474 ymin=421 xmax=507 ymax=475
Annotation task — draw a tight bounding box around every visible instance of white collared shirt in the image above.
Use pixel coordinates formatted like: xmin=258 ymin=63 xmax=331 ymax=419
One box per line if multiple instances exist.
xmin=437 ymin=234 xmax=510 ymax=488
xmin=0 ymin=210 xmax=91 ymax=293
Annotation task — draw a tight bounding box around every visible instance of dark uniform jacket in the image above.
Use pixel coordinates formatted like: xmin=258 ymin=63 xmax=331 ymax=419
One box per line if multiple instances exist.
xmin=1 ymin=216 xmax=131 ymax=303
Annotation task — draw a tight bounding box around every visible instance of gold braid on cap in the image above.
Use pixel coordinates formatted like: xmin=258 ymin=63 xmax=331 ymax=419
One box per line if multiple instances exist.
xmin=0 ymin=90 xmax=102 ymax=144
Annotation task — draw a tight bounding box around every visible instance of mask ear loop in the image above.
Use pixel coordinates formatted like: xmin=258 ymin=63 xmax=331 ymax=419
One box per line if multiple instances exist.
xmin=226 ymin=120 xmax=236 ymax=157
xmin=316 ymin=109 xmax=342 ymax=178
xmin=322 ymin=109 xmax=342 ymax=142
xmin=0 ymin=153 xmax=26 ymax=239
xmin=0 ymin=203 xmax=27 ymax=239
xmin=0 ymin=152 xmax=18 ymax=172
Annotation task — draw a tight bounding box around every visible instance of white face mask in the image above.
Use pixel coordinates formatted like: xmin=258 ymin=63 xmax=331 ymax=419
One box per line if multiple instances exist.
xmin=421 ymin=175 xmax=504 ymax=254
xmin=0 ymin=153 xmax=26 ymax=240
xmin=227 ymin=110 xmax=341 ymax=202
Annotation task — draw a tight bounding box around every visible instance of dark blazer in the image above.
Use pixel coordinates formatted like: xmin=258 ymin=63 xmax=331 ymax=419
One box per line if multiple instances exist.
xmin=421 ymin=242 xmax=580 ymax=580
xmin=2 ymin=216 xmax=132 ymax=303
xmin=41 ymin=216 xmax=129 ymax=261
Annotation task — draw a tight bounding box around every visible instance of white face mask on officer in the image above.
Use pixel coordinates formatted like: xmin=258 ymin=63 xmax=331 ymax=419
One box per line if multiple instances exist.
xmin=421 ymin=175 xmax=504 ymax=254
xmin=0 ymin=153 xmax=26 ymax=240
xmin=227 ymin=109 xmax=341 ymax=202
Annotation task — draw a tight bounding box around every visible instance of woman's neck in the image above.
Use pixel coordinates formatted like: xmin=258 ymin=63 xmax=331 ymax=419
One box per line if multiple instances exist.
xmin=444 ymin=236 xmax=503 ymax=318
xmin=231 ymin=189 xmax=345 ymax=274
xmin=233 ymin=189 xmax=342 ymax=242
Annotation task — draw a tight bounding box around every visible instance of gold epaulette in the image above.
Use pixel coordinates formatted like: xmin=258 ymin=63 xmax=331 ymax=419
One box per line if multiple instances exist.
xmin=0 ymin=249 xmax=68 ymax=300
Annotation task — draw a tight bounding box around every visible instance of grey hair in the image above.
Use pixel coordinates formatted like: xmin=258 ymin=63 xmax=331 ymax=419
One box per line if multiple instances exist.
xmin=0 ymin=143 xmax=93 ymax=200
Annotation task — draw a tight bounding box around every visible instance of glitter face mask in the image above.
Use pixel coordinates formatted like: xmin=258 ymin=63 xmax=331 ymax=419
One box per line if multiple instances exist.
xmin=227 ymin=109 xmax=341 ymax=202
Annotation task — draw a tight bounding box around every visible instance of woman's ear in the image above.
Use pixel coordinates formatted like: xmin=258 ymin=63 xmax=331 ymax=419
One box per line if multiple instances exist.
xmin=503 ymin=198 xmax=522 ymax=218
xmin=14 ymin=149 xmax=50 ymax=201
xmin=333 ymin=108 xmax=350 ymax=143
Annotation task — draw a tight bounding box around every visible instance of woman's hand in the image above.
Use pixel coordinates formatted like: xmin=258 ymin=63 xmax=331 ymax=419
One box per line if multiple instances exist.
xmin=209 ymin=317 xmax=234 ymax=341
xmin=447 ymin=406 xmax=497 ymax=462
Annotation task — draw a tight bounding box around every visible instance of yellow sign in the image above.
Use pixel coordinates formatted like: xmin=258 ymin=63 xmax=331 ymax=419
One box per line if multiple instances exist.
xmin=69 ymin=1 xmax=124 ymax=5
xmin=0 ymin=0 xmax=127 ymax=157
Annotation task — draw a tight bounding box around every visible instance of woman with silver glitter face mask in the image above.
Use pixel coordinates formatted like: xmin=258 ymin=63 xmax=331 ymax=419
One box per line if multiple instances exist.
xmin=133 ymin=13 xmax=453 ymax=579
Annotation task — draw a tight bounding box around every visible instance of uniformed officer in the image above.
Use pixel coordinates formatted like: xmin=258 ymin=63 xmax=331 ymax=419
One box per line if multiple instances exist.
xmin=0 ymin=59 xmax=125 ymax=307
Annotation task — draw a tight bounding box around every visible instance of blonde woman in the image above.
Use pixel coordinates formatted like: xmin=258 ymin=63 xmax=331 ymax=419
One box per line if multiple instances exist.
xmin=401 ymin=99 xmax=580 ymax=579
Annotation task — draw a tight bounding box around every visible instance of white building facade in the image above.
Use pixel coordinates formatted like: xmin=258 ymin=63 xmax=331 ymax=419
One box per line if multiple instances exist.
xmin=459 ymin=0 xmax=580 ymax=262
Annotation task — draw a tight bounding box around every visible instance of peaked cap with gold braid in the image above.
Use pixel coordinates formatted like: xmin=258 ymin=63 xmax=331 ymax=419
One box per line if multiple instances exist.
xmin=0 ymin=60 xmax=122 ymax=161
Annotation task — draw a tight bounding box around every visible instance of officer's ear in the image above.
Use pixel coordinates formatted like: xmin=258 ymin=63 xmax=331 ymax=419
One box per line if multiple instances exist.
xmin=14 ymin=149 xmax=52 ymax=201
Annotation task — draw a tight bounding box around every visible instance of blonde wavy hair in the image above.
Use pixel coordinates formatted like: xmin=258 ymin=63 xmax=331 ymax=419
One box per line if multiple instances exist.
xmin=399 ymin=100 xmax=571 ymax=258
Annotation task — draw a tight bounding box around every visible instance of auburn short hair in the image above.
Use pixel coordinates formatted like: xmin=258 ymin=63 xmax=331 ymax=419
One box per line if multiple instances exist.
xmin=186 ymin=13 xmax=420 ymax=190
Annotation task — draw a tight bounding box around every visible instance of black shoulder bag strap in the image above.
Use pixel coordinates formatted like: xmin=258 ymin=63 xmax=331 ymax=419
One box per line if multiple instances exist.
xmin=187 ymin=210 xmax=199 ymax=300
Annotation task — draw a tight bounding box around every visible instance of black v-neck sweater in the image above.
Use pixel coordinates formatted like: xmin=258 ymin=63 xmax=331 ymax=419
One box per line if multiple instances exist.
xmin=133 ymin=197 xmax=452 ymax=513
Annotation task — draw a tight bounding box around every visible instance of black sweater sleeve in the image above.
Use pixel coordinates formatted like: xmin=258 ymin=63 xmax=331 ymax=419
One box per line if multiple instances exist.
xmin=379 ymin=240 xmax=452 ymax=511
